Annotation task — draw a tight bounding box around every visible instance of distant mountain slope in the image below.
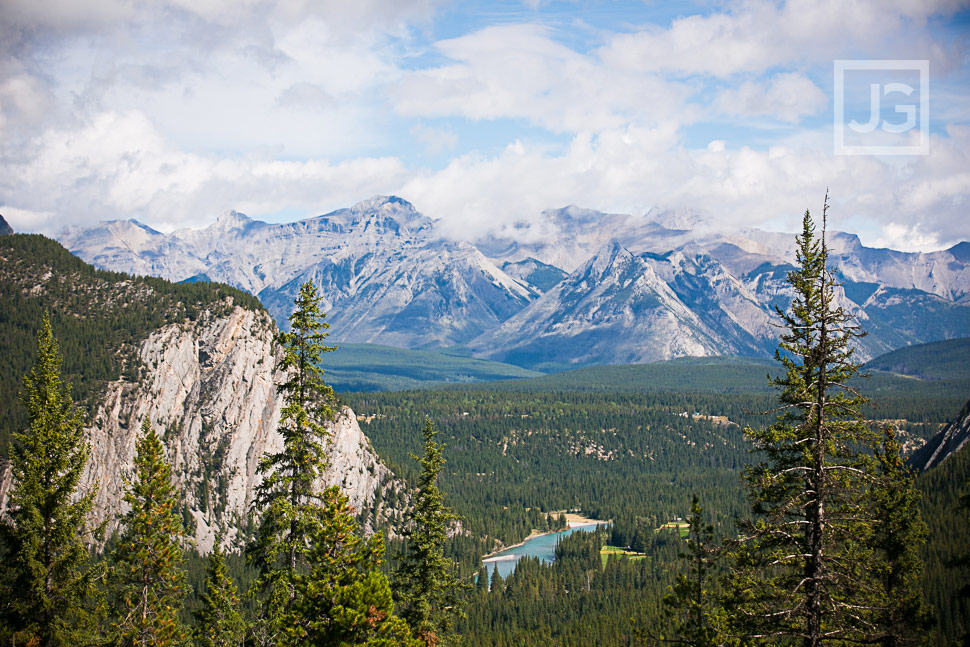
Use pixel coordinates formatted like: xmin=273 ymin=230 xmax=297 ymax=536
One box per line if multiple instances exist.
xmin=325 ymin=343 xmax=541 ymax=392
xmin=915 ymin=401 xmax=970 ymax=642
xmin=864 ymin=337 xmax=970 ymax=381
xmin=58 ymin=196 xmax=970 ymax=367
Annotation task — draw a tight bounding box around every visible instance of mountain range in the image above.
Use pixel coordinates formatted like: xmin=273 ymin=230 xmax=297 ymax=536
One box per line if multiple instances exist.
xmin=59 ymin=196 xmax=970 ymax=370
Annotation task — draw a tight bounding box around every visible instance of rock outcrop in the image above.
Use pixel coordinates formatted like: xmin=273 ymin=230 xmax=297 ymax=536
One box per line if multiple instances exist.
xmin=2 ymin=302 xmax=402 ymax=553
xmin=910 ymin=398 xmax=970 ymax=472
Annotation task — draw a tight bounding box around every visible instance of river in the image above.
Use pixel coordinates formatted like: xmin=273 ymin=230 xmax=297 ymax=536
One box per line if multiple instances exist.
xmin=481 ymin=522 xmax=603 ymax=580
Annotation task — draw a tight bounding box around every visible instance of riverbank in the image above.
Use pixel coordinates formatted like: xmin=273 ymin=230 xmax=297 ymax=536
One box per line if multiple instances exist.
xmin=482 ymin=513 xmax=611 ymax=561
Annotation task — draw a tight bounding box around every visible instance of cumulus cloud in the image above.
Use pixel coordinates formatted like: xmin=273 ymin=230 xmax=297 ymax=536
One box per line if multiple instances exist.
xmin=714 ymin=73 xmax=827 ymax=123
xmin=0 ymin=110 xmax=410 ymax=233
xmin=597 ymin=0 xmax=960 ymax=77
xmin=390 ymin=23 xmax=699 ymax=132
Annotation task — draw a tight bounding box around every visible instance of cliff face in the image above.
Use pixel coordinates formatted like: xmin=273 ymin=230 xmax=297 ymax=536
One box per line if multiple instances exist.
xmin=3 ymin=302 xmax=400 ymax=553
xmin=910 ymin=399 xmax=970 ymax=472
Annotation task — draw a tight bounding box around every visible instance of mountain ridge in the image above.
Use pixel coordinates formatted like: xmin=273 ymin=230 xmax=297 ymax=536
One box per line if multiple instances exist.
xmin=58 ymin=196 xmax=970 ymax=367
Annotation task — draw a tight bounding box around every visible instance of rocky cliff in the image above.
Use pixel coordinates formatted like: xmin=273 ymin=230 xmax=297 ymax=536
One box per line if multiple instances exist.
xmin=1 ymin=299 xmax=403 ymax=554
xmin=910 ymin=398 xmax=970 ymax=472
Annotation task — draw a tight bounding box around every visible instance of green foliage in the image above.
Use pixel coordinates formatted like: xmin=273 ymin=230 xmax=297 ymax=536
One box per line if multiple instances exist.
xmin=394 ymin=419 xmax=467 ymax=646
xmin=726 ymin=205 xmax=927 ymax=646
xmin=917 ymin=421 xmax=970 ymax=645
xmin=250 ymin=280 xmax=414 ymax=646
xmin=0 ymin=315 xmax=99 ymax=646
xmin=462 ymin=528 xmax=672 ymax=646
xmin=300 ymin=486 xmax=419 ymax=647
xmin=110 ymin=419 xmax=188 ymax=646
xmin=647 ymin=496 xmax=729 ymax=647
xmin=870 ymin=428 xmax=934 ymax=646
xmin=194 ymin=545 xmax=245 ymax=647
xmin=249 ymin=279 xmax=338 ymax=637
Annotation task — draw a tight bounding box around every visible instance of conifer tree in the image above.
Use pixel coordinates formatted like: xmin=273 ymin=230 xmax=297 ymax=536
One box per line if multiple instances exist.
xmin=249 ymin=279 xmax=337 ymax=638
xmin=869 ymin=427 xmax=933 ymax=646
xmin=652 ymin=496 xmax=727 ymax=647
xmin=394 ymin=418 xmax=467 ymax=646
xmin=194 ymin=544 xmax=245 ymax=647
xmin=0 ymin=314 xmax=98 ymax=647
xmin=110 ymin=418 xmax=187 ymax=647
xmin=726 ymin=198 xmax=886 ymax=646
xmin=301 ymin=486 xmax=419 ymax=647
xmin=249 ymin=280 xmax=416 ymax=646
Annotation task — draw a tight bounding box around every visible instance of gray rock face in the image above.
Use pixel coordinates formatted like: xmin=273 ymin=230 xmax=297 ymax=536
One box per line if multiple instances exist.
xmin=1 ymin=302 xmax=401 ymax=553
xmin=910 ymin=399 xmax=970 ymax=472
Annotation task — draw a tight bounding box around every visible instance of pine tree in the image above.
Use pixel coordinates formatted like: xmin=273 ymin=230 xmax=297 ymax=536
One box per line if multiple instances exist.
xmin=394 ymin=418 xmax=467 ymax=646
xmin=301 ymin=486 xmax=419 ymax=647
xmin=249 ymin=280 xmax=415 ymax=646
xmin=869 ymin=427 xmax=933 ymax=646
xmin=194 ymin=544 xmax=245 ymax=647
xmin=249 ymin=279 xmax=337 ymax=639
xmin=652 ymin=496 xmax=727 ymax=647
xmin=726 ymin=198 xmax=884 ymax=646
xmin=110 ymin=418 xmax=187 ymax=647
xmin=0 ymin=314 xmax=98 ymax=647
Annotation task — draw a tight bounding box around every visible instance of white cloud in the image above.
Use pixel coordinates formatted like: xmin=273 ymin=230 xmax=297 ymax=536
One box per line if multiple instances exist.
xmin=0 ymin=111 xmax=411 ymax=233
xmin=597 ymin=0 xmax=960 ymax=78
xmin=714 ymin=72 xmax=827 ymax=123
xmin=390 ymin=23 xmax=699 ymax=132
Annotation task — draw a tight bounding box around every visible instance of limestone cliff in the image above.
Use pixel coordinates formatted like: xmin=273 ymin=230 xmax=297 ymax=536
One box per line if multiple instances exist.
xmin=2 ymin=301 xmax=403 ymax=554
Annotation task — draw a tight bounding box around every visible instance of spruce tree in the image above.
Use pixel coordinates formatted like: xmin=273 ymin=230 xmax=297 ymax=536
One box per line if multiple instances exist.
xmin=869 ymin=427 xmax=933 ymax=646
xmin=194 ymin=544 xmax=245 ymax=647
xmin=726 ymin=199 xmax=885 ymax=646
xmin=653 ymin=496 xmax=727 ymax=647
xmin=394 ymin=418 xmax=466 ymax=646
xmin=0 ymin=314 xmax=98 ymax=647
xmin=301 ymin=486 xmax=419 ymax=647
xmin=249 ymin=280 xmax=416 ymax=646
xmin=249 ymin=279 xmax=337 ymax=639
xmin=110 ymin=418 xmax=187 ymax=646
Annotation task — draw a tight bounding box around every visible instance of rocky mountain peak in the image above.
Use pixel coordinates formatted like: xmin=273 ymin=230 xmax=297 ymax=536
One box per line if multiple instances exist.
xmin=211 ymin=209 xmax=255 ymax=231
xmin=0 ymin=215 xmax=12 ymax=236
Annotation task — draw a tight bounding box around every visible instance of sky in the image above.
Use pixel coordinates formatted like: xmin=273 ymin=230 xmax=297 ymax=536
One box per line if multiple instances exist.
xmin=0 ymin=0 xmax=968 ymax=251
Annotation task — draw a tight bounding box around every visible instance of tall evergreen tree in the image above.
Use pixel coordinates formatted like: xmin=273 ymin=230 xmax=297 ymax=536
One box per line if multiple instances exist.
xmin=0 ymin=314 xmax=98 ymax=647
xmin=394 ymin=418 xmax=466 ymax=646
xmin=194 ymin=544 xmax=245 ymax=647
xmin=110 ymin=418 xmax=187 ymax=647
xmin=869 ymin=427 xmax=933 ymax=646
xmin=249 ymin=279 xmax=337 ymax=639
xmin=249 ymin=280 xmax=416 ymax=646
xmin=726 ymin=199 xmax=886 ymax=646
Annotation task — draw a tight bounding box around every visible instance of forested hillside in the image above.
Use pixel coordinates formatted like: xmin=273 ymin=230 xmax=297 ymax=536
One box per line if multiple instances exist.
xmin=0 ymin=234 xmax=263 ymax=457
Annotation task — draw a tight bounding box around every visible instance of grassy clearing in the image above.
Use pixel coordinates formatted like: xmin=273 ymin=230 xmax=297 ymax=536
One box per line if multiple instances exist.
xmin=601 ymin=545 xmax=647 ymax=566
xmin=657 ymin=521 xmax=690 ymax=538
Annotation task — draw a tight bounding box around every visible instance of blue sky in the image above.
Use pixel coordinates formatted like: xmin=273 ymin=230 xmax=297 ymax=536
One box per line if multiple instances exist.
xmin=1 ymin=0 xmax=968 ymax=251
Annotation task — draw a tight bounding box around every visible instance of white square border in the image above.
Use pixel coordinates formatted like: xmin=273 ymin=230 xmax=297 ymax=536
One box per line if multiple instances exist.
xmin=833 ymin=59 xmax=929 ymax=156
